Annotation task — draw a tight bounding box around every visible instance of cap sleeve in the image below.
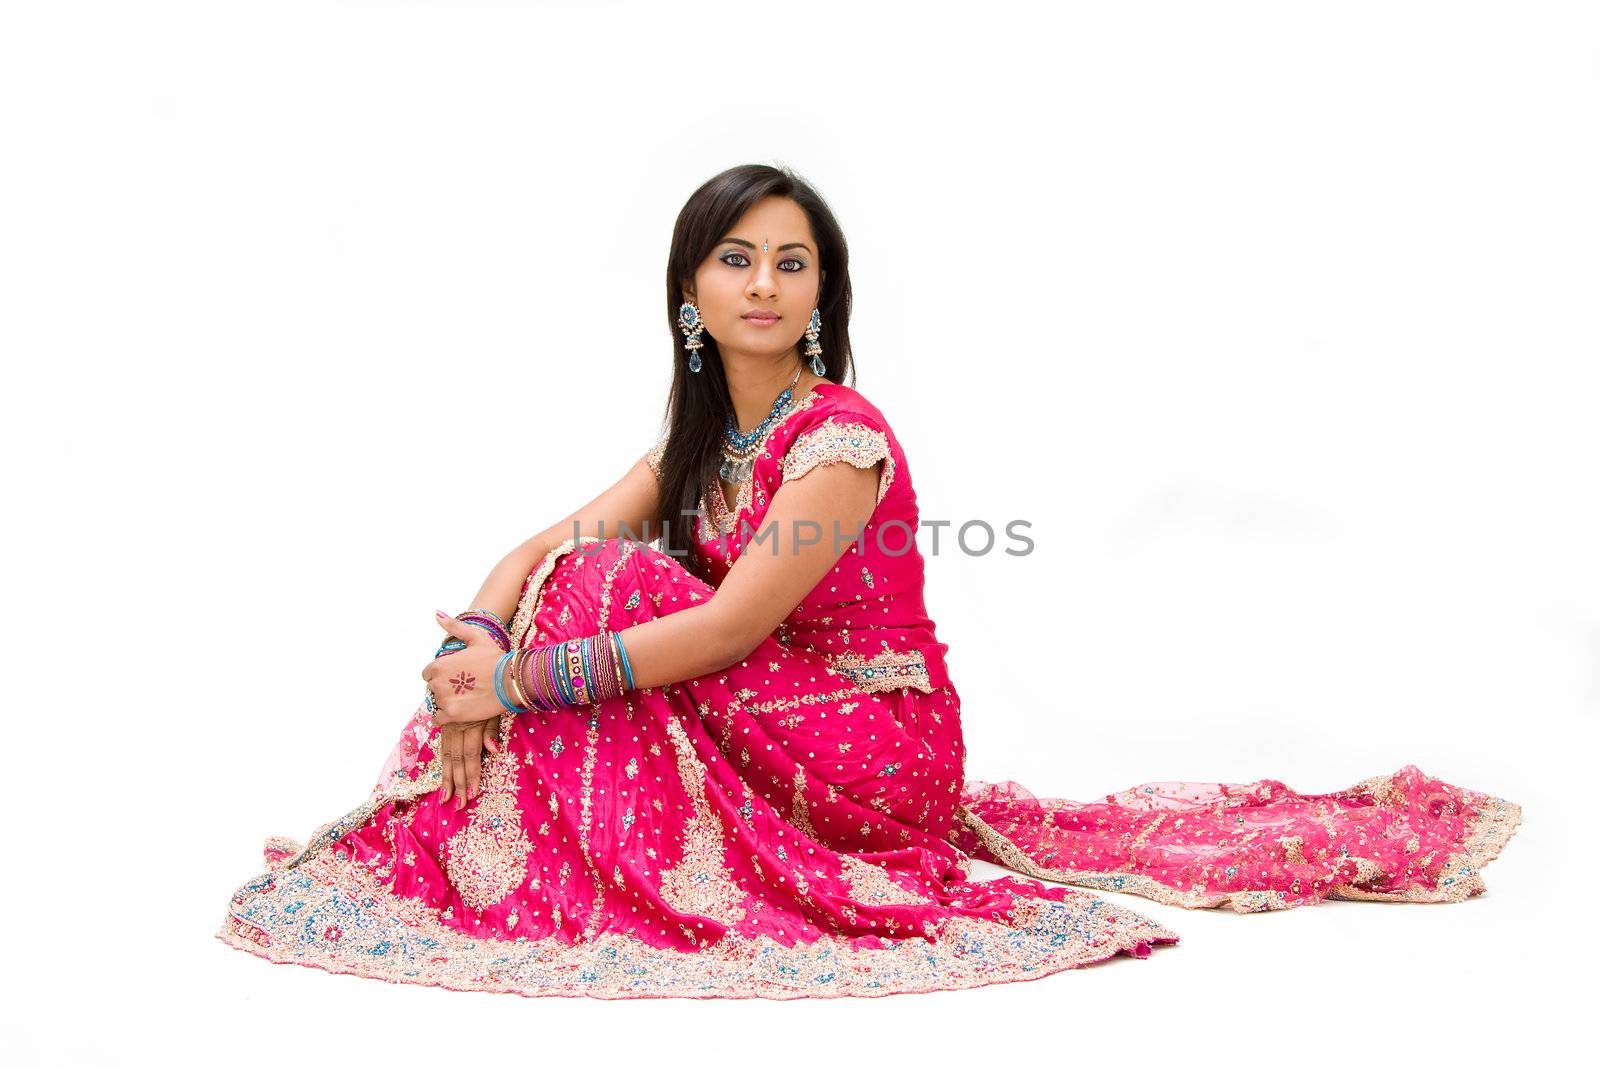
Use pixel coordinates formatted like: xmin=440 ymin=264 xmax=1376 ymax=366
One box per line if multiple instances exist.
xmin=644 ymin=437 xmax=667 ymax=482
xmin=779 ymin=410 xmax=896 ymax=506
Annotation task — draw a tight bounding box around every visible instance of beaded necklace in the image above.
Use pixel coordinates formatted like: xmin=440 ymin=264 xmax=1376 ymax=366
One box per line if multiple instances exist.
xmin=719 ymin=365 xmax=805 ymax=484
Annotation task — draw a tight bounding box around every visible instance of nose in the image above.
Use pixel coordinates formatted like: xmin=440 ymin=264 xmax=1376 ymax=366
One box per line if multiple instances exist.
xmin=747 ymin=255 xmax=781 ymax=299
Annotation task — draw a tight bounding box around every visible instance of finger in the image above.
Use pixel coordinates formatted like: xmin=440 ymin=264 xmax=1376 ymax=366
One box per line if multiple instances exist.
xmin=464 ymin=725 xmax=483 ymax=800
xmin=430 ymin=689 xmax=453 ymax=728
xmin=449 ymin=729 xmax=468 ymax=809
xmin=448 ymin=729 xmax=464 ymax=807
xmin=438 ymin=727 xmax=456 ymax=803
xmin=434 ymin=610 xmax=472 ymax=642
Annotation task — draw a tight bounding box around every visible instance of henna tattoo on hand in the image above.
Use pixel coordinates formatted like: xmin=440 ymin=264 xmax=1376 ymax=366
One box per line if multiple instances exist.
xmin=449 ymin=671 xmax=476 ymax=694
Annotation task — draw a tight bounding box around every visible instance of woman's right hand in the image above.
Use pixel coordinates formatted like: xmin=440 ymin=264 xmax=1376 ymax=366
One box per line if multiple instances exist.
xmin=426 ymin=621 xmax=503 ymax=807
xmin=436 ymin=719 xmax=500 ymax=809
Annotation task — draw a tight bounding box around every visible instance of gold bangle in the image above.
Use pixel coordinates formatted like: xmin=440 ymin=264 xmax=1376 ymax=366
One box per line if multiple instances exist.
xmin=607 ymin=632 xmax=625 ymax=697
xmin=505 ymin=647 xmax=531 ymax=711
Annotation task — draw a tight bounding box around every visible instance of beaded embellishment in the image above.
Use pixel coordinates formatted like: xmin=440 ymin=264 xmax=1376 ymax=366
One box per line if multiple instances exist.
xmin=826 ymin=647 xmax=932 ymax=694
xmin=781 ymin=417 xmax=895 ymax=505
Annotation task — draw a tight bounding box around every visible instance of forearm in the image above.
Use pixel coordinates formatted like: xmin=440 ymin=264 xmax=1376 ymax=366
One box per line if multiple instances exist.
xmin=605 ymin=604 xmax=749 ymax=691
xmin=505 ymin=603 xmax=748 ymax=707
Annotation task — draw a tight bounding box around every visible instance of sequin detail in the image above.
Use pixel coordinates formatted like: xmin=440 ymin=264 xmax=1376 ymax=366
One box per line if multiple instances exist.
xmin=657 ymin=716 xmax=751 ymax=926
xmin=219 ymin=841 xmax=1177 ymax=1000
xmin=781 ymin=416 xmax=895 ymax=505
xmin=954 ymin=769 xmax=1524 ymax=914
xmin=825 ymin=647 xmax=933 ymax=694
xmin=444 ymin=749 xmax=532 ymax=912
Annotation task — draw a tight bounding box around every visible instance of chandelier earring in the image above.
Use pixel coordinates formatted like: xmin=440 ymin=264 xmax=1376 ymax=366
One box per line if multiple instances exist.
xmin=803 ymin=308 xmax=825 ymax=376
xmin=677 ymin=300 xmax=706 ymax=374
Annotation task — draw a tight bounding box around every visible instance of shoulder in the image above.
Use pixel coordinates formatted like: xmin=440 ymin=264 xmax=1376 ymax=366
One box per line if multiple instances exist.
xmin=780 ymin=382 xmax=894 ymax=442
xmin=775 ymin=383 xmax=898 ymax=503
xmin=644 ymin=436 xmax=668 ymax=480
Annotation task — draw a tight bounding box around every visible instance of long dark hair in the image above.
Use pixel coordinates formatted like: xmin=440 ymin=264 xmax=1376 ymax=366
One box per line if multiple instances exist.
xmin=654 ymin=164 xmax=855 ymax=581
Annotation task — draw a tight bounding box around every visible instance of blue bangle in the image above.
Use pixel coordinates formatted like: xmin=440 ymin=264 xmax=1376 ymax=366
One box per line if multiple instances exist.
xmin=614 ymin=632 xmax=635 ymax=689
xmin=461 ymin=617 xmax=510 ymax=651
xmin=580 ymin=636 xmax=597 ymax=700
xmin=493 ymin=650 xmax=522 ymax=713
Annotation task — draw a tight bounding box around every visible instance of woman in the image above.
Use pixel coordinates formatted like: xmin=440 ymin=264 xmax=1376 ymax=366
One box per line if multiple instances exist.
xmin=218 ymin=164 xmax=1521 ymax=1000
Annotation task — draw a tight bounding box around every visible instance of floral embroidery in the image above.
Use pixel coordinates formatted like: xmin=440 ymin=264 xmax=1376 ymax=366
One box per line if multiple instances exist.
xmin=789 ymin=767 xmax=820 ymax=841
xmin=781 ymin=416 xmax=894 ymax=505
xmin=657 ymin=716 xmax=750 ymax=926
xmin=825 ymin=647 xmax=933 ymax=694
xmin=221 ymin=838 xmax=1177 ymax=1000
xmin=954 ymin=773 xmax=1522 ymax=914
xmin=576 ymin=706 xmax=610 ymax=942
xmin=443 ymin=751 xmax=532 ymax=913
xmin=745 ymin=684 xmax=862 ymax=718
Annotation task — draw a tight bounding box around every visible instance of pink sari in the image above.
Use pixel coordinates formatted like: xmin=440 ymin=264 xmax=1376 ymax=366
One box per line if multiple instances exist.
xmin=218 ymin=382 xmax=1521 ymax=999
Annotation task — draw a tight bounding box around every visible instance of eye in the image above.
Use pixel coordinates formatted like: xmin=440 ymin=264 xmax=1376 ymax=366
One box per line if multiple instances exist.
xmin=719 ymin=251 xmax=809 ymax=272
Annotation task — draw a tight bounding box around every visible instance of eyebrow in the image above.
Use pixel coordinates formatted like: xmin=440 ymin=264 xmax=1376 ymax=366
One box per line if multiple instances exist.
xmin=720 ymin=237 xmax=814 ymax=254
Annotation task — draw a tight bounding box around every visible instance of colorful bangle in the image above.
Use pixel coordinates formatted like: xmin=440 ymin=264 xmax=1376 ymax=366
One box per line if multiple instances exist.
xmin=504 ymin=647 xmax=531 ymax=712
xmin=592 ymin=633 xmax=618 ymax=699
xmin=613 ymin=631 xmax=636 ymax=689
xmin=520 ymin=646 xmax=551 ymax=711
xmin=552 ymin=641 xmax=577 ymax=705
xmin=458 ymin=616 xmax=511 ymax=652
xmin=592 ymin=632 xmax=621 ymax=700
xmin=462 ymin=608 xmax=506 ymax=628
xmin=506 ymin=633 xmax=636 ymax=711
xmin=540 ymin=646 xmax=565 ymax=710
xmin=566 ymin=640 xmax=588 ymax=703
xmin=493 ymin=649 xmax=524 ymax=713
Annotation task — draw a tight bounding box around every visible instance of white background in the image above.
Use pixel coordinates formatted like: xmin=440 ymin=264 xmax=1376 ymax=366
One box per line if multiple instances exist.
xmin=5 ymin=1 xmax=1594 ymax=1062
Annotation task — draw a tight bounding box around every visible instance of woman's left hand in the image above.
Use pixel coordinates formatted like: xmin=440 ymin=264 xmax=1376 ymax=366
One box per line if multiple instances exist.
xmin=422 ymin=611 xmax=512 ymax=727
xmin=435 ymin=720 xmax=499 ymax=807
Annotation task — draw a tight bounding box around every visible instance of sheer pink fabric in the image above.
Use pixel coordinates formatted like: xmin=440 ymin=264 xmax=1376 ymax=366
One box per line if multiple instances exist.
xmin=219 ymin=382 xmax=1521 ymax=999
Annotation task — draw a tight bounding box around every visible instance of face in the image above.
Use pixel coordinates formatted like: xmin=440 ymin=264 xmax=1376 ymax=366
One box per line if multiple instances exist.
xmin=685 ymin=195 xmax=825 ymax=363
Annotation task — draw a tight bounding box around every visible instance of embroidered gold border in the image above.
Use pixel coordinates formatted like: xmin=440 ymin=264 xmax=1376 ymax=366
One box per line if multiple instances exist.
xmin=825 ymin=647 xmax=932 ymax=694
xmin=780 ymin=416 xmax=895 ymax=506
xmin=509 ymin=536 xmax=602 ymax=649
xmin=220 ymin=838 xmax=1179 ymax=1000
xmin=955 ymin=787 xmax=1524 ymax=914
